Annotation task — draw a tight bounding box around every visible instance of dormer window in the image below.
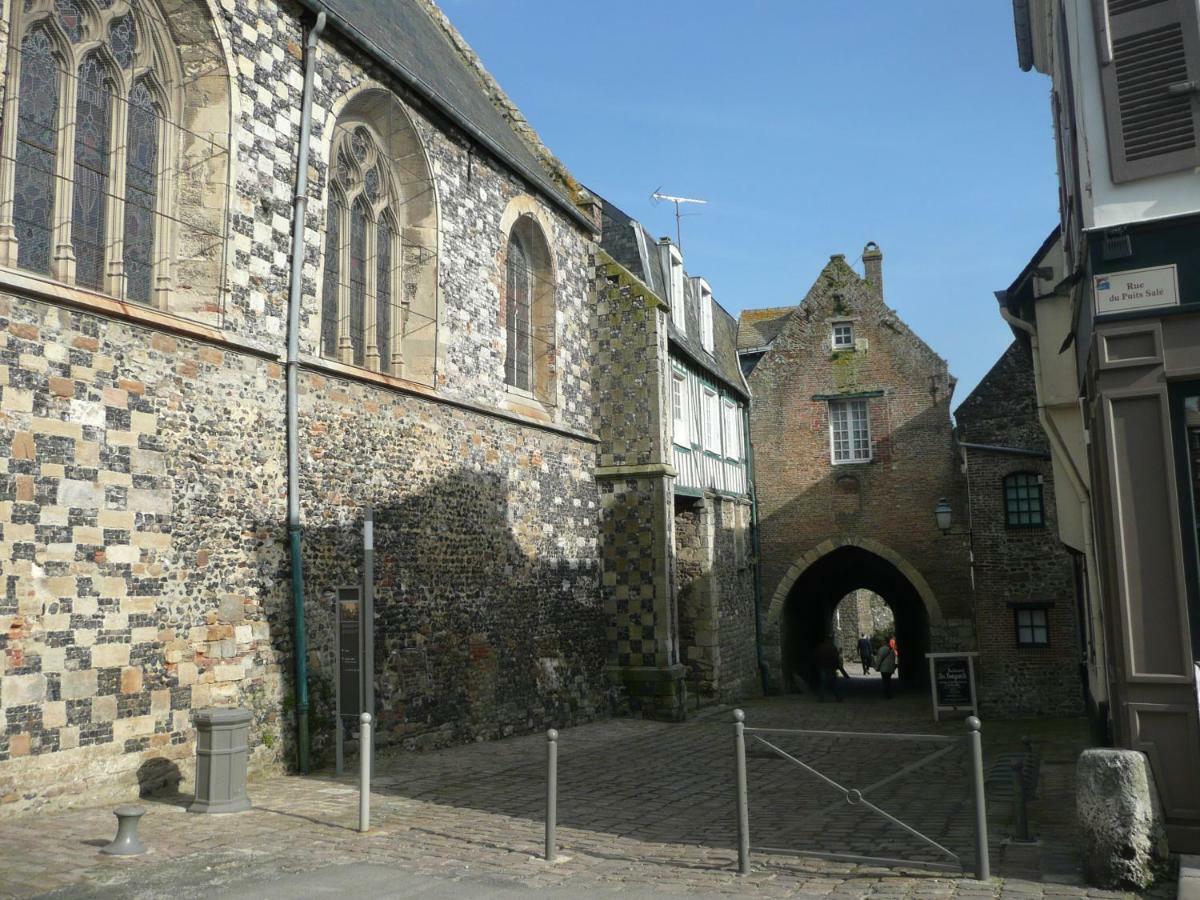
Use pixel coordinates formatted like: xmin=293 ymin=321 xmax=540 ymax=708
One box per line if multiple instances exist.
xmin=699 ymin=278 xmax=714 ymax=353
xmin=832 ymin=321 xmax=854 ymax=350
xmin=664 ymin=242 xmax=685 ymax=334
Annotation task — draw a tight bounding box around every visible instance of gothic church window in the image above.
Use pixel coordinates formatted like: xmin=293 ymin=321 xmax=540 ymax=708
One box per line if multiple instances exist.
xmin=501 ymin=211 xmax=554 ymax=403
xmin=1 ymin=0 xmax=181 ymax=306
xmin=320 ymin=92 xmax=439 ymax=383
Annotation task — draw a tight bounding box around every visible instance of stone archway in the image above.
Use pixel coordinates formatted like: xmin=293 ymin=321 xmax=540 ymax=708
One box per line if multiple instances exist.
xmin=769 ymin=537 xmax=942 ymax=691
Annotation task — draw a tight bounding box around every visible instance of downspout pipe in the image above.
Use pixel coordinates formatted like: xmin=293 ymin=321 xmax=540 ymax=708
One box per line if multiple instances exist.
xmin=742 ymin=402 xmax=770 ymax=694
xmin=286 ymin=9 xmax=326 ymax=775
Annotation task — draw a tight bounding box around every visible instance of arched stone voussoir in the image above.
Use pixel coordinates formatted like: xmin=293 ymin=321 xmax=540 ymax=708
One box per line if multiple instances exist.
xmin=765 ymin=535 xmax=943 ymax=626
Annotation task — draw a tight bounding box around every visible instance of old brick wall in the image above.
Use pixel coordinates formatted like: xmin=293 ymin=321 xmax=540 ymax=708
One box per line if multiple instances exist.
xmin=0 ymin=0 xmax=608 ymax=810
xmin=956 ymin=342 xmax=1083 ymax=717
xmin=744 ymin=254 xmax=974 ymax=685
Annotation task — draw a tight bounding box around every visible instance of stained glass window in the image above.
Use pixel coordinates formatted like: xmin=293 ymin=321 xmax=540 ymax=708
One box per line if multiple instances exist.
xmin=55 ymin=0 xmax=83 ymax=42
xmin=14 ymin=26 xmax=59 ymax=275
xmin=376 ymin=220 xmax=391 ymax=368
xmin=364 ymin=166 xmax=379 ymax=204
xmin=109 ymin=15 xmax=137 ymax=69
xmin=349 ymin=199 xmax=368 ymax=368
xmin=321 ymin=199 xmax=341 ymax=358
xmin=123 ymin=81 xmax=157 ymax=304
xmin=72 ymin=53 xmax=112 ymax=290
xmin=505 ymin=234 xmax=531 ymax=391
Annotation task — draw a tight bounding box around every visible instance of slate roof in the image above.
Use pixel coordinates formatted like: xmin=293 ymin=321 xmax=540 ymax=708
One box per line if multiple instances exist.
xmin=736 ymin=306 xmax=794 ymax=352
xmin=301 ymin=0 xmax=591 ymax=232
xmin=597 ymin=195 xmax=747 ymax=400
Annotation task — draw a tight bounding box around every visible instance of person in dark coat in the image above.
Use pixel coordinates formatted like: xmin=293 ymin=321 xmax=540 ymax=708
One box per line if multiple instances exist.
xmin=874 ymin=638 xmax=898 ymax=699
xmin=813 ymin=636 xmax=843 ymax=702
xmin=856 ymin=633 xmax=873 ymax=674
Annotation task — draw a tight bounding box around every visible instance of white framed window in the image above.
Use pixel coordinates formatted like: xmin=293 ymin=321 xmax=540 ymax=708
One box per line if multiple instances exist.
xmin=832 ymin=321 xmax=854 ymax=350
xmin=671 ymin=370 xmax=688 ymax=446
xmin=829 ymin=399 xmax=871 ymax=463
xmin=667 ymin=244 xmax=685 ymax=334
xmin=699 ymin=279 xmax=714 ymax=353
xmin=722 ymin=397 xmax=741 ymax=460
xmin=702 ymin=387 xmax=721 ymax=453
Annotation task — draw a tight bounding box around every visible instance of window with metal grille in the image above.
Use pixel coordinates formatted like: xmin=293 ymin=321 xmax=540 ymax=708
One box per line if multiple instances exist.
xmin=1015 ymin=607 xmax=1050 ymax=647
xmin=832 ymin=322 xmax=854 ymax=350
xmin=829 ymin=399 xmax=870 ymax=463
xmin=1004 ymin=472 xmax=1044 ymax=527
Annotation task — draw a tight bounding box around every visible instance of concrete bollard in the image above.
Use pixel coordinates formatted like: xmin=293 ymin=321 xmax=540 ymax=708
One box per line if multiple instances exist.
xmin=545 ymin=729 xmax=558 ymax=862
xmin=359 ymin=712 xmax=371 ymax=834
xmin=100 ymin=805 xmax=147 ymax=856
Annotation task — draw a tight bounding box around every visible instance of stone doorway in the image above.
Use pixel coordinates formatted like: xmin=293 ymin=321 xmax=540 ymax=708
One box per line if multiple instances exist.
xmin=779 ymin=544 xmax=931 ymax=691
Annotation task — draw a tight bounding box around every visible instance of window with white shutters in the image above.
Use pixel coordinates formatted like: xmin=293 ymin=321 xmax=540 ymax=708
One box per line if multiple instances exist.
xmin=829 ymin=399 xmax=871 ymax=464
xmin=672 ymin=370 xmax=688 ymax=446
xmin=722 ymin=397 xmax=741 ymax=460
xmin=1094 ymin=0 xmax=1200 ymax=182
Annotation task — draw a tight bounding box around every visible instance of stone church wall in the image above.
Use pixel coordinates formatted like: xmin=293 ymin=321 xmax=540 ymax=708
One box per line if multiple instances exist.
xmin=0 ymin=0 xmax=609 ymax=812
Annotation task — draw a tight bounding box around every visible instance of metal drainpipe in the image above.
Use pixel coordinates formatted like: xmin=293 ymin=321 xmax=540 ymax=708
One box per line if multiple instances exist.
xmin=742 ymin=402 xmax=769 ymax=693
xmin=286 ymin=9 xmax=326 ymax=775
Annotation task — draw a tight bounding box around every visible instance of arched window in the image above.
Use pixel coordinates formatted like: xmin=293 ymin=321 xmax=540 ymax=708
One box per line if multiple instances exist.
xmin=502 ymin=211 xmax=554 ymax=402
xmin=504 ymin=232 xmax=531 ymax=391
xmin=320 ymin=96 xmax=438 ymax=382
xmin=1 ymin=0 xmax=181 ymax=306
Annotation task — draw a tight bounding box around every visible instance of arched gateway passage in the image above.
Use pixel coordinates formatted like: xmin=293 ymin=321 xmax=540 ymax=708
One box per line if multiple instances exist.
xmin=769 ymin=539 xmax=940 ymax=691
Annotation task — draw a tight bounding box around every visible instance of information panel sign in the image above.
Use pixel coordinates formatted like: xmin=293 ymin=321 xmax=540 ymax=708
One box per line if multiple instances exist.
xmin=925 ymin=652 xmax=978 ymax=722
xmin=1094 ymin=264 xmax=1179 ymax=316
xmin=336 ymin=586 xmax=362 ymax=720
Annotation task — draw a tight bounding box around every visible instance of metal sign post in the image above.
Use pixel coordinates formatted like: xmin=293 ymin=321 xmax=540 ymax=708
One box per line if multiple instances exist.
xmin=362 ymin=508 xmax=375 ymax=777
xmin=925 ymin=652 xmax=979 ymax=722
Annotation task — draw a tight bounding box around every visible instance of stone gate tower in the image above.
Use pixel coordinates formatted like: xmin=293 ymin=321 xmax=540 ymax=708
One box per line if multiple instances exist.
xmin=737 ymin=245 xmax=974 ymax=689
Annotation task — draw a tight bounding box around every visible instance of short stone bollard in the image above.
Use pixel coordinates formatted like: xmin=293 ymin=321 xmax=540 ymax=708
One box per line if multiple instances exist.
xmin=100 ymin=805 xmax=147 ymax=856
xmin=1077 ymin=748 xmax=1168 ymax=889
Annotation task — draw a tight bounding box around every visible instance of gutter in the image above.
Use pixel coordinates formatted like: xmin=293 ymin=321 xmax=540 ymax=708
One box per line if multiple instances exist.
xmin=958 ymin=441 xmax=1052 ymax=460
xmin=291 ymin=0 xmax=598 ymax=237
xmin=286 ymin=10 xmax=326 ymax=775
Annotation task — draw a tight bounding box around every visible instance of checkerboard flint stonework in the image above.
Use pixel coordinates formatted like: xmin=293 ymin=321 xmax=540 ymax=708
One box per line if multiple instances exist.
xmin=0 ymin=0 xmax=622 ymax=812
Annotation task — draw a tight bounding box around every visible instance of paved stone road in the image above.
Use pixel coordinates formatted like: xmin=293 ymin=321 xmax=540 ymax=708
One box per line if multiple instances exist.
xmin=0 ymin=679 xmax=1176 ymax=898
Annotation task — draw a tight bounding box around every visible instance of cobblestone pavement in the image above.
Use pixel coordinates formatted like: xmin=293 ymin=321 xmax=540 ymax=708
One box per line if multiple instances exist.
xmin=0 ymin=679 xmax=1177 ymax=898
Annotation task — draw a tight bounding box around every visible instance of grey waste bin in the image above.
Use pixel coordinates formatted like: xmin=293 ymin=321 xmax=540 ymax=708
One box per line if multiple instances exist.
xmin=191 ymin=708 xmax=252 ymax=814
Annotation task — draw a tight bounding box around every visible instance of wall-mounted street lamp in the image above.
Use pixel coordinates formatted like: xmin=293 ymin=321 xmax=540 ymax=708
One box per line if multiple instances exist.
xmin=934 ymin=498 xmax=960 ymax=536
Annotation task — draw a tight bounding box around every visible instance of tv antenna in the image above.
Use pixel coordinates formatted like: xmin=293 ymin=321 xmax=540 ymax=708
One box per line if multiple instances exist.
xmin=651 ymin=190 xmax=707 ymax=252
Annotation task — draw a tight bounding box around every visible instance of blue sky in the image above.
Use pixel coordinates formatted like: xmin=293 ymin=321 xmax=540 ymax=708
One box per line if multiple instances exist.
xmin=442 ymin=1 xmax=1061 ymax=404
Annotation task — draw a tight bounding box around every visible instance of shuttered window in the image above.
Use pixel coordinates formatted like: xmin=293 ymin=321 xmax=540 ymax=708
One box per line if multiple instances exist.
xmin=1094 ymin=0 xmax=1200 ymax=182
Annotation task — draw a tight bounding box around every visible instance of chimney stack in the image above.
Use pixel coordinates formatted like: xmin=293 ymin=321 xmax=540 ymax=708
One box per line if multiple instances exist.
xmin=863 ymin=241 xmax=883 ymax=296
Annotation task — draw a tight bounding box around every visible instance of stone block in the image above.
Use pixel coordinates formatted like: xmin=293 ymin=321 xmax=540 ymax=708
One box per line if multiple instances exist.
xmin=214 ymin=664 xmax=245 ymax=682
xmin=176 ymin=662 xmax=198 ymax=687
xmin=2 ymin=673 xmax=46 ymax=706
xmin=60 ymin=669 xmax=98 ymax=700
xmin=43 ymin=701 xmax=66 ymax=729
xmin=1077 ymin=748 xmax=1168 ymax=890
xmin=120 ymin=667 xmax=143 ymax=695
xmin=93 ymin=695 xmax=117 ymax=723
xmin=91 ymin=643 xmax=131 ymax=668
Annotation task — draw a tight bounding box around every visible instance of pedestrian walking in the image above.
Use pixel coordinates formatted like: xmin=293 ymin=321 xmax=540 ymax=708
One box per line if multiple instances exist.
xmin=813 ymin=635 xmax=843 ymax=702
xmin=856 ymin=633 xmax=873 ymax=674
xmin=875 ymin=638 xmax=898 ymax=699
xmin=832 ymin=636 xmax=851 ymax=680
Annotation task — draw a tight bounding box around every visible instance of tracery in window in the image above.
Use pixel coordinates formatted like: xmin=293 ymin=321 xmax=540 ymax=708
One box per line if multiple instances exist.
xmin=1 ymin=0 xmax=233 ymax=320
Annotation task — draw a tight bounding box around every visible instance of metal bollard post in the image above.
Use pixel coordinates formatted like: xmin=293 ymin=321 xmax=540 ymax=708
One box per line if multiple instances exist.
xmin=545 ymin=729 xmax=558 ymax=862
xmin=966 ymin=716 xmax=990 ymax=881
xmin=733 ymin=709 xmax=750 ymax=876
xmin=359 ymin=712 xmax=371 ymax=834
xmin=1011 ymin=762 xmax=1030 ymax=842
xmin=100 ymin=805 xmax=147 ymax=856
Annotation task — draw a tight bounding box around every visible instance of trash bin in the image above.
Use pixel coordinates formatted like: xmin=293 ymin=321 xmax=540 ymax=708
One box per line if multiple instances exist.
xmin=191 ymin=708 xmax=252 ymax=814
